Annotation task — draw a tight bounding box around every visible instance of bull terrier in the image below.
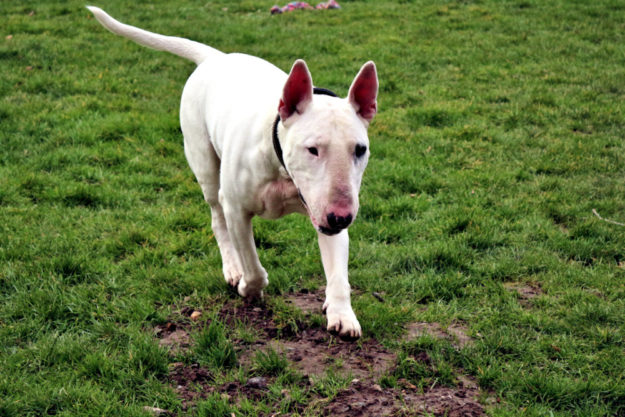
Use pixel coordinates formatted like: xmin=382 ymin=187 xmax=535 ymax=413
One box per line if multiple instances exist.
xmin=87 ymin=6 xmax=378 ymax=338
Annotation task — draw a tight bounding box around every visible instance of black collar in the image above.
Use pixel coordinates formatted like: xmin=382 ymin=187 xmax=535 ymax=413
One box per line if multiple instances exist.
xmin=272 ymin=87 xmax=338 ymax=171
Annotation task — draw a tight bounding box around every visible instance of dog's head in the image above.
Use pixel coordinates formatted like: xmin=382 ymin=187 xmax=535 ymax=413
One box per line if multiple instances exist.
xmin=278 ymin=60 xmax=378 ymax=235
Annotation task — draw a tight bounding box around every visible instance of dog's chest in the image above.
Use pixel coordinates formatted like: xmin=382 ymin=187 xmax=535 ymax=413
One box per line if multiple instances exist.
xmin=256 ymin=178 xmax=304 ymax=219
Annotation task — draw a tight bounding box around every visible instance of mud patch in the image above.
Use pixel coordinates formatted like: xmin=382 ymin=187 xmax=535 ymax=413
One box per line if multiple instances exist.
xmin=406 ymin=321 xmax=473 ymax=348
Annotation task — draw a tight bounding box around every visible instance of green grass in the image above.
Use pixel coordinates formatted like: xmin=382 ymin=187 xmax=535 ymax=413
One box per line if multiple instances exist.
xmin=252 ymin=347 xmax=289 ymax=377
xmin=196 ymin=393 xmax=234 ymax=417
xmin=195 ymin=319 xmax=237 ymax=370
xmin=2 ymin=0 xmax=625 ymax=416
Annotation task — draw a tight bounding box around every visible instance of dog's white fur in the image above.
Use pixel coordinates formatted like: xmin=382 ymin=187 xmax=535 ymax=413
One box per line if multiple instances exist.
xmin=87 ymin=6 xmax=378 ymax=338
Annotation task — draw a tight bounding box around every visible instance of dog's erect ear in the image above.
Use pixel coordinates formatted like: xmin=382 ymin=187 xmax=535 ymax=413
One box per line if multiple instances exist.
xmin=279 ymin=59 xmax=314 ymax=121
xmin=348 ymin=61 xmax=378 ymax=123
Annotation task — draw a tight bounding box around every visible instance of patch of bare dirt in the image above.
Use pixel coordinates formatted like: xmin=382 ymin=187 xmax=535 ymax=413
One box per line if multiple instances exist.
xmin=218 ymin=298 xmax=288 ymax=339
xmin=221 ymin=378 xmax=275 ymax=402
xmin=323 ymin=380 xmax=396 ymax=416
xmin=286 ymin=287 xmax=325 ymax=314
xmin=217 ymin=294 xmax=396 ymax=382
xmin=270 ymin=326 xmax=396 ymax=381
xmin=153 ymin=293 xmax=487 ymax=416
xmin=504 ymin=282 xmax=543 ymax=306
xmin=322 ymin=378 xmax=484 ymax=417
xmin=285 ymin=286 xmax=369 ymax=315
xmin=154 ymin=303 xmax=206 ymax=355
xmin=158 ymin=327 xmax=191 ymax=351
xmin=401 ymin=386 xmax=485 ymax=416
xmin=405 ymin=321 xmax=473 ymax=348
xmin=168 ymin=362 xmax=213 ymax=406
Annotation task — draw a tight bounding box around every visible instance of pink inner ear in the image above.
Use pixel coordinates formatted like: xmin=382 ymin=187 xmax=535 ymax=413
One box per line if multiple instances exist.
xmin=279 ymin=60 xmax=313 ymax=120
xmin=349 ymin=62 xmax=378 ymax=122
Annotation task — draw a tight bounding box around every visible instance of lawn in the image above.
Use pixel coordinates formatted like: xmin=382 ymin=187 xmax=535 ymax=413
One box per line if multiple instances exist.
xmin=1 ymin=0 xmax=624 ymax=416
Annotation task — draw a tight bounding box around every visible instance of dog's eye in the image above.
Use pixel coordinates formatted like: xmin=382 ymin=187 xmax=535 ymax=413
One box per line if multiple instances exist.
xmin=307 ymin=147 xmax=318 ymax=156
xmin=355 ymin=144 xmax=367 ymax=158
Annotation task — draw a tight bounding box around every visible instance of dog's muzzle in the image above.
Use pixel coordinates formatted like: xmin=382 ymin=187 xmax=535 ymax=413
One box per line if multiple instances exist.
xmin=299 ymin=189 xmax=350 ymax=236
xmin=319 ymin=213 xmax=353 ymax=236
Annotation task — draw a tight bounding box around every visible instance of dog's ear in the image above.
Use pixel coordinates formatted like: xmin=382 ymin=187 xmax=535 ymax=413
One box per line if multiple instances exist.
xmin=348 ymin=61 xmax=378 ymax=123
xmin=279 ymin=59 xmax=313 ymax=121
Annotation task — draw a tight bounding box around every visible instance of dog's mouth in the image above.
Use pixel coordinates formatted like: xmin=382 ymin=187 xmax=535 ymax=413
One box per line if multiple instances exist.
xmin=318 ymin=225 xmax=343 ymax=236
xmin=298 ymin=191 xmax=334 ymax=235
xmin=298 ymin=189 xmax=350 ymax=236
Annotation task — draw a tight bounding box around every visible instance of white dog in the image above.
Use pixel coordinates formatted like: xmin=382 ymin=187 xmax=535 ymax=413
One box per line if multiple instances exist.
xmin=88 ymin=7 xmax=378 ymax=338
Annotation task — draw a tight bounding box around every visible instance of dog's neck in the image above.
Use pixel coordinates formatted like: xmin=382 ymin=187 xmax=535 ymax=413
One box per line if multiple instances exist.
xmin=272 ymin=87 xmax=338 ymax=173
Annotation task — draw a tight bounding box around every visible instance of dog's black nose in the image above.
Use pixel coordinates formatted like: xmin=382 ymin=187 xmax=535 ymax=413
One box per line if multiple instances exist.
xmin=327 ymin=212 xmax=352 ymax=231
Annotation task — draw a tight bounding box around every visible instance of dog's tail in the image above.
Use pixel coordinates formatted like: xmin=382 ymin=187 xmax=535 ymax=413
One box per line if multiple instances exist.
xmin=86 ymin=6 xmax=221 ymax=65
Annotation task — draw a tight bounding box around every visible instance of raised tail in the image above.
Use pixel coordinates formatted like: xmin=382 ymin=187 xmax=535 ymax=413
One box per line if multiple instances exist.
xmin=86 ymin=6 xmax=221 ymax=65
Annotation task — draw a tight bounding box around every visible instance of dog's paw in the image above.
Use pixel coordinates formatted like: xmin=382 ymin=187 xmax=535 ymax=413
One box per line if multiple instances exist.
xmin=237 ymin=275 xmax=268 ymax=299
xmin=323 ymin=301 xmax=362 ymax=340
xmin=223 ymin=258 xmax=243 ymax=287
xmin=224 ymin=269 xmax=243 ymax=287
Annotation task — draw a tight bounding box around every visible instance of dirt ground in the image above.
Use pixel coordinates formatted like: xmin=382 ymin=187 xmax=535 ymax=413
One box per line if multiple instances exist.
xmin=404 ymin=321 xmax=473 ymax=349
xmin=153 ymin=289 xmax=488 ymax=416
xmin=504 ymin=282 xmax=543 ymax=307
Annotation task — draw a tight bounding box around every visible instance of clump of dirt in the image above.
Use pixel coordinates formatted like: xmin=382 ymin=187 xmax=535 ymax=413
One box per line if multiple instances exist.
xmin=157 ymin=326 xmax=191 ymax=352
xmin=323 ymin=380 xmax=396 ymax=416
xmin=154 ymin=304 xmax=204 ymax=354
xmin=405 ymin=321 xmax=473 ymax=348
xmin=168 ymin=362 xmax=213 ymax=406
xmin=221 ymin=379 xmax=272 ymax=402
xmin=152 ymin=292 xmax=488 ymax=416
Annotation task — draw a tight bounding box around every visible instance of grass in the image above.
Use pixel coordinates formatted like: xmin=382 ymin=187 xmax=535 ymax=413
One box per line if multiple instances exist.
xmin=252 ymin=347 xmax=289 ymax=377
xmin=195 ymin=319 xmax=237 ymax=370
xmin=1 ymin=0 xmax=625 ymax=415
xmin=196 ymin=393 xmax=234 ymax=417
xmin=392 ymin=336 xmax=459 ymax=390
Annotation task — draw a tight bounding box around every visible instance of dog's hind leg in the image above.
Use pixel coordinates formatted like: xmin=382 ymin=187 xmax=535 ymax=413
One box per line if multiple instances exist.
xmin=221 ymin=204 xmax=269 ymax=298
xmin=181 ymin=100 xmax=243 ymax=287
xmin=209 ymin=197 xmax=244 ymax=287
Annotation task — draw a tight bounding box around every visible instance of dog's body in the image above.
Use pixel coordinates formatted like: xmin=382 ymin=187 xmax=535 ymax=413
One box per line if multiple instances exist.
xmin=88 ymin=7 xmax=378 ymax=338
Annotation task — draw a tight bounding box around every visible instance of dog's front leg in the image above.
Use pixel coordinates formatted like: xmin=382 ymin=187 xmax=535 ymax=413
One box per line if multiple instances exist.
xmin=318 ymin=229 xmax=362 ymax=339
xmin=223 ymin=205 xmax=268 ymax=298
